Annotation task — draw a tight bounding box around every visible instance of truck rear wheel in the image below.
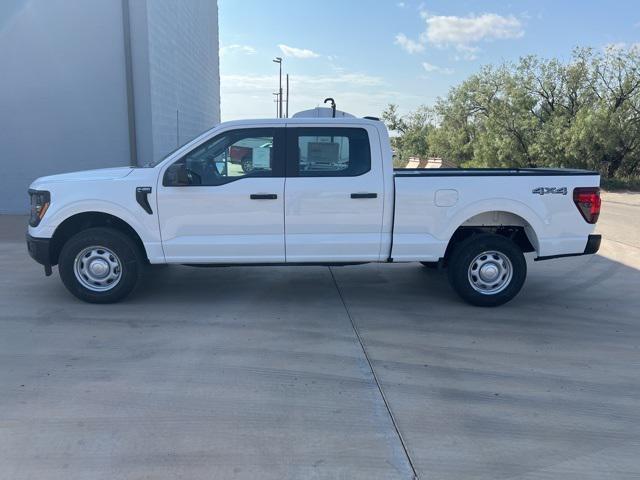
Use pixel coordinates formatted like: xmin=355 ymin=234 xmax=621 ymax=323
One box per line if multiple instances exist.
xmin=447 ymin=234 xmax=526 ymax=307
xmin=58 ymin=227 xmax=142 ymax=303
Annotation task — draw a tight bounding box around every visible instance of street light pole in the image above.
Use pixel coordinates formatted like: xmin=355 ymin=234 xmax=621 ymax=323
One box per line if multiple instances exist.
xmin=286 ymin=74 xmax=289 ymax=118
xmin=273 ymin=57 xmax=283 ymax=118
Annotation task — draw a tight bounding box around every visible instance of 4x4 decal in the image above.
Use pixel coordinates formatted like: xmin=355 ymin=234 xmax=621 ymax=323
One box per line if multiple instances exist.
xmin=532 ymin=187 xmax=567 ymax=195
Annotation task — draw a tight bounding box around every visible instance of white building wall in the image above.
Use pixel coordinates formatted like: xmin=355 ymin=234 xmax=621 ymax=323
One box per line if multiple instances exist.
xmin=134 ymin=0 xmax=220 ymax=165
xmin=0 ymin=0 xmax=131 ymax=213
xmin=0 ymin=0 xmax=220 ymax=213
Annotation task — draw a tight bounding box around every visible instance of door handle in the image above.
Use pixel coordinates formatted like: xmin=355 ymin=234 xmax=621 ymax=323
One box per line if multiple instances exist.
xmin=250 ymin=193 xmax=278 ymax=200
xmin=350 ymin=193 xmax=377 ymax=199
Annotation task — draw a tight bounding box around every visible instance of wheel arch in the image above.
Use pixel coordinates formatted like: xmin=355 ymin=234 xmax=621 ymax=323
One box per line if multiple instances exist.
xmin=49 ymin=212 xmax=148 ymax=266
xmin=443 ymin=210 xmax=541 ymax=264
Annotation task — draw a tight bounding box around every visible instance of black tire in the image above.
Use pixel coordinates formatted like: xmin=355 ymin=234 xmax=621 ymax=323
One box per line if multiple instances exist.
xmin=446 ymin=234 xmax=526 ymax=307
xmin=58 ymin=227 xmax=143 ymax=303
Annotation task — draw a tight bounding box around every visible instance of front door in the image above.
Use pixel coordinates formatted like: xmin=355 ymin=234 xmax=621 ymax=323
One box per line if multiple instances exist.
xmin=157 ymin=127 xmax=285 ymax=263
xmin=284 ymin=126 xmax=385 ymax=262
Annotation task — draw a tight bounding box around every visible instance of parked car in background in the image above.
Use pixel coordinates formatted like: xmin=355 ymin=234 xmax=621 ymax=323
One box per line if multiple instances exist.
xmin=229 ymin=139 xmax=273 ymax=173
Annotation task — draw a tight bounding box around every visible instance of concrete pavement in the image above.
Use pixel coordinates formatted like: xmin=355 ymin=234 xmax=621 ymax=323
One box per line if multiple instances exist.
xmin=1 ymin=194 xmax=639 ymax=479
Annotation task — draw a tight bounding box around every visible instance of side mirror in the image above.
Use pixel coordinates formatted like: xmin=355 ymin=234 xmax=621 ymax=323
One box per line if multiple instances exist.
xmin=164 ymin=162 xmax=190 ymax=186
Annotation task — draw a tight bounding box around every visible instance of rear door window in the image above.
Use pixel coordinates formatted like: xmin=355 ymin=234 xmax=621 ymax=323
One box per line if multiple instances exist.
xmin=287 ymin=128 xmax=371 ymax=177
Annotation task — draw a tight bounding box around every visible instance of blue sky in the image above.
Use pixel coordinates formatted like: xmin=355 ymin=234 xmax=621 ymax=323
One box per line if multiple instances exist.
xmin=219 ymin=0 xmax=640 ymax=120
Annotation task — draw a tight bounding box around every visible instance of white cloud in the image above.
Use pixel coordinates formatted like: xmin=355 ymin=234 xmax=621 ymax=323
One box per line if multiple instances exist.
xmin=304 ymin=73 xmax=385 ymax=87
xmin=219 ymin=44 xmax=256 ymax=56
xmin=421 ymin=12 xmax=524 ymax=48
xmin=278 ymin=44 xmax=320 ymax=59
xmin=394 ymin=11 xmax=523 ymax=59
xmin=220 ymin=72 xmax=397 ymax=120
xmin=221 ymin=73 xmax=385 ymax=91
xmin=453 ymin=44 xmax=479 ymax=61
xmin=394 ymin=33 xmax=425 ymax=54
xmin=422 ymin=62 xmax=453 ymax=74
xmin=397 ymin=2 xmax=406 ymax=7
xmin=603 ymin=42 xmax=640 ymax=53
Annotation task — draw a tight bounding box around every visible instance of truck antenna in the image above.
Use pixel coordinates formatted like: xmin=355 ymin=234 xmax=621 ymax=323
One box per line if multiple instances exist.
xmin=324 ymin=98 xmax=336 ymax=118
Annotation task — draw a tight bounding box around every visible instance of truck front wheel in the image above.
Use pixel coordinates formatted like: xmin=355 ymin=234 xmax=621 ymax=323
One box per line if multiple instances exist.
xmin=58 ymin=227 xmax=142 ymax=303
xmin=447 ymin=234 xmax=526 ymax=307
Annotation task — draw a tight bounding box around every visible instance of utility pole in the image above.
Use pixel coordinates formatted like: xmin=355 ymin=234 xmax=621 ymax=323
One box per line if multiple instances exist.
xmin=273 ymin=57 xmax=283 ymax=118
xmin=286 ymin=74 xmax=289 ymax=118
xmin=272 ymin=92 xmax=280 ymax=117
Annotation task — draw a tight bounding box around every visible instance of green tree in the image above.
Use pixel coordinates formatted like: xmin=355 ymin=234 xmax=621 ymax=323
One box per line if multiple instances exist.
xmin=382 ymin=104 xmax=435 ymax=167
xmin=387 ymin=45 xmax=640 ymax=182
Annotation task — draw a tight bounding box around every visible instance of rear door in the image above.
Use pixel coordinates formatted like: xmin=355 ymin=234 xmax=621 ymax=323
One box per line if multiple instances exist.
xmin=157 ymin=127 xmax=286 ymax=263
xmin=284 ymin=125 xmax=385 ymax=262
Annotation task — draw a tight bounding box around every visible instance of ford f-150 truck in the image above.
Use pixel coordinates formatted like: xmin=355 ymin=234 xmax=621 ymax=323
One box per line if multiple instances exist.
xmin=26 ymin=115 xmax=602 ymax=306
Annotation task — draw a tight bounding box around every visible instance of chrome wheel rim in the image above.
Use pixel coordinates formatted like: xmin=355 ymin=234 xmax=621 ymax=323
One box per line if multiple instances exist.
xmin=73 ymin=246 xmax=122 ymax=292
xmin=468 ymin=250 xmax=513 ymax=295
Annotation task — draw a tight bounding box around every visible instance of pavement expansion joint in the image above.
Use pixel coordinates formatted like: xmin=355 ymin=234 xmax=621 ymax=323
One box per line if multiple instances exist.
xmin=328 ymin=266 xmax=420 ymax=480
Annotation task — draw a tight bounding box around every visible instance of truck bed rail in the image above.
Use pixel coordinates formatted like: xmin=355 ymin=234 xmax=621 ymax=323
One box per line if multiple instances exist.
xmin=394 ymin=168 xmax=599 ymax=177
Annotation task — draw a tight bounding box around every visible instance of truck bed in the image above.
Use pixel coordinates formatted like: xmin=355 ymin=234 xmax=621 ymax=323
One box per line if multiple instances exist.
xmin=390 ymin=167 xmax=601 ymax=262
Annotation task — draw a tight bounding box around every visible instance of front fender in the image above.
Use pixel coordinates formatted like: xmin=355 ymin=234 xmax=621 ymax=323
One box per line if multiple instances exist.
xmin=71 ymin=199 xmax=154 ymax=232
xmin=29 ymin=199 xmax=164 ymax=263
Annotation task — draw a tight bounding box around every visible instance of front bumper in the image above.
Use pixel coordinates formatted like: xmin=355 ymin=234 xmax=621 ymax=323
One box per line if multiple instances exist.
xmin=535 ymin=234 xmax=602 ymax=261
xmin=26 ymin=234 xmax=53 ymax=276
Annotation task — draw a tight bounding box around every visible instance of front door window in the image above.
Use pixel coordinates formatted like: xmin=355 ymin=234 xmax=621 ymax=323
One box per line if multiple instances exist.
xmin=164 ymin=129 xmax=278 ymax=186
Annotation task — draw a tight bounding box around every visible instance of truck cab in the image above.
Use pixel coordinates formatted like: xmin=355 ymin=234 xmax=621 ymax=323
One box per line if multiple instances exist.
xmin=155 ymin=118 xmax=390 ymax=264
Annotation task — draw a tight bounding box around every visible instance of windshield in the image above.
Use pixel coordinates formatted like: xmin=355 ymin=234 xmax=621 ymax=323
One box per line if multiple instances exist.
xmin=142 ymin=143 xmax=187 ymax=167
xmin=142 ymin=128 xmax=218 ymax=167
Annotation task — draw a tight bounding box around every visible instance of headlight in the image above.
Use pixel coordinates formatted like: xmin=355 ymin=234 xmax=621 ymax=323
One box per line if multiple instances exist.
xmin=28 ymin=189 xmax=50 ymax=227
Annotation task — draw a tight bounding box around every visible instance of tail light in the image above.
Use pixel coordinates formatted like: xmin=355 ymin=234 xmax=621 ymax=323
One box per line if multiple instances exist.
xmin=573 ymin=187 xmax=601 ymax=224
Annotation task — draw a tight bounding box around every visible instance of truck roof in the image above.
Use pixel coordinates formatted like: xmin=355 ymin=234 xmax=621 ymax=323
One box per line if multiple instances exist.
xmin=216 ymin=117 xmax=383 ymax=129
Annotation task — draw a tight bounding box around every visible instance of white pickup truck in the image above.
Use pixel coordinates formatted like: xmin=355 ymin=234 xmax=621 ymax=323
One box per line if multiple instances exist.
xmin=26 ymin=114 xmax=602 ymax=306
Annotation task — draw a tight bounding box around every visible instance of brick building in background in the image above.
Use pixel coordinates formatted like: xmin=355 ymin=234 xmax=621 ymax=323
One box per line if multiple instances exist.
xmin=0 ymin=0 xmax=220 ymax=213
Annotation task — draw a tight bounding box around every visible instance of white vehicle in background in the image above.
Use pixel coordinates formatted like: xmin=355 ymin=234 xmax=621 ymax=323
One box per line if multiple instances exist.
xmin=26 ymin=108 xmax=602 ymax=306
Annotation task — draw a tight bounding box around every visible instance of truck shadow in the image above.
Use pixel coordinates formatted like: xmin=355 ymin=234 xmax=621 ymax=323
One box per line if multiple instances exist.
xmin=131 ymin=252 xmax=639 ymax=324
